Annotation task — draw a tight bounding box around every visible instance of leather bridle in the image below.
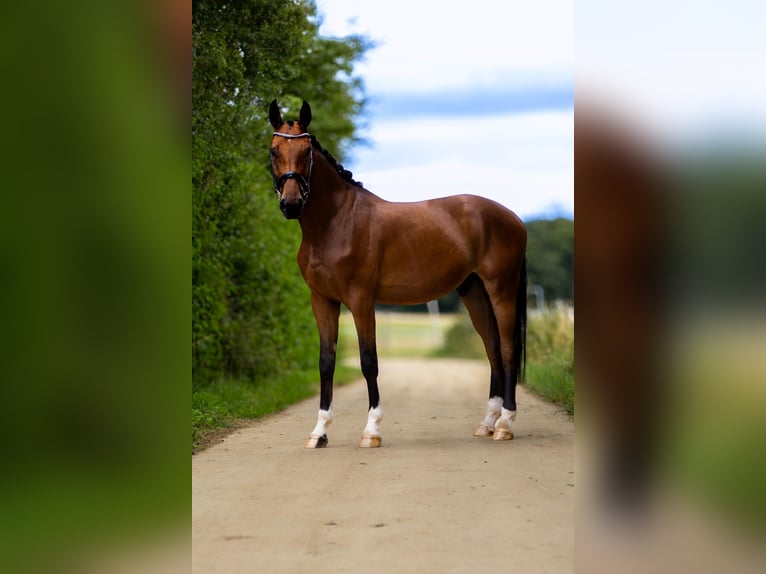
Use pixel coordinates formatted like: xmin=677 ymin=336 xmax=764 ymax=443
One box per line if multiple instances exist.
xmin=271 ymin=132 xmax=313 ymax=202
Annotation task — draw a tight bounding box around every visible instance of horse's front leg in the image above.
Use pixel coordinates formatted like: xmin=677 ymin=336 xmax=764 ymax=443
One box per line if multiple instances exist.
xmin=350 ymin=302 xmax=383 ymax=448
xmin=305 ymin=293 xmax=340 ymax=449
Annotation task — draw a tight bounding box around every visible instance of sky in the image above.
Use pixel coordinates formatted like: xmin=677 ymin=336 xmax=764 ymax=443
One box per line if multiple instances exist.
xmin=315 ymin=0 xmax=574 ymax=220
xmin=576 ymin=0 xmax=766 ymax=148
xmin=314 ymin=1 xmax=766 ymax=220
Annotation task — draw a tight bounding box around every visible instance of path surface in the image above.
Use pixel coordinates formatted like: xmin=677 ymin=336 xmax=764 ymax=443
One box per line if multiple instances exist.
xmin=192 ymin=358 xmax=574 ymax=573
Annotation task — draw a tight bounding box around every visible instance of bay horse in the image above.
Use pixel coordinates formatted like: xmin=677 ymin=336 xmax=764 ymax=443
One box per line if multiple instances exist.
xmin=268 ymin=99 xmax=527 ymax=448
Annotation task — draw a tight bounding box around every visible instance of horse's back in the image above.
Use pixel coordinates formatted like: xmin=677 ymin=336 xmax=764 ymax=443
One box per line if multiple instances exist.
xmin=365 ymin=194 xmax=525 ymax=304
xmin=427 ymin=194 xmax=527 ymax=262
xmin=430 ymin=194 xmax=524 ymax=228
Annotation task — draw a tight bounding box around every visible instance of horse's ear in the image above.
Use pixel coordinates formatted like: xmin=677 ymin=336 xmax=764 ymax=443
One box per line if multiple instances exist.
xmin=299 ymin=100 xmax=312 ymax=129
xmin=269 ymin=99 xmax=283 ymax=129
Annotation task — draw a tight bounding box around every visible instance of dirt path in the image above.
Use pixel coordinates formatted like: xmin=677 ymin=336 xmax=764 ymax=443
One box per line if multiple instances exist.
xmin=192 ymin=358 xmax=574 ymax=573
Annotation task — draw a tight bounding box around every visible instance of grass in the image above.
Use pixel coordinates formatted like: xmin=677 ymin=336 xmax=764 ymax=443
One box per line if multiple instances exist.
xmin=661 ymin=322 xmax=766 ymax=532
xmin=432 ymin=312 xmax=485 ymax=359
xmin=192 ymin=365 xmax=357 ymax=452
xmin=435 ymin=306 xmax=574 ymax=415
xmin=525 ymin=345 xmax=574 ymax=415
xmin=340 ymin=309 xmax=459 ymax=358
xmin=525 ymin=308 xmax=575 ymax=415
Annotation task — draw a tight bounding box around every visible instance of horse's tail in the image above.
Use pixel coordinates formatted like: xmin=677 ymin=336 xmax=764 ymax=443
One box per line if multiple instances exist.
xmin=514 ymin=257 xmax=527 ymax=382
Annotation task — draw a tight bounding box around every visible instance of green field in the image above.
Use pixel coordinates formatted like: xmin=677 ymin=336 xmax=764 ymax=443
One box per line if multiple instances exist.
xmin=339 ymin=310 xmax=459 ymax=359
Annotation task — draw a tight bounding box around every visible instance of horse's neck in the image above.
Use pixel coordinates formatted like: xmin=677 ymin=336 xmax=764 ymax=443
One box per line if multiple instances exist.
xmin=299 ymin=155 xmax=363 ymax=239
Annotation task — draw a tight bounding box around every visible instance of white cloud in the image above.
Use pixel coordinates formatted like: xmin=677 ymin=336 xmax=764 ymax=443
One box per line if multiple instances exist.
xmin=355 ymin=111 xmax=573 ymax=171
xmin=318 ymin=0 xmax=573 ymax=93
xmin=360 ymin=161 xmax=572 ymax=219
xmin=577 ymin=1 xmax=766 ymax=143
xmin=315 ymin=0 xmax=574 ymax=218
xmin=349 ymin=111 xmax=573 ymax=218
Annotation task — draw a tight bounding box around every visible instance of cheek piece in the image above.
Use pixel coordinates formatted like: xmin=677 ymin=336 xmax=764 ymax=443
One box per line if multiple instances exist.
xmin=272 ymin=132 xmax=313 ymax=202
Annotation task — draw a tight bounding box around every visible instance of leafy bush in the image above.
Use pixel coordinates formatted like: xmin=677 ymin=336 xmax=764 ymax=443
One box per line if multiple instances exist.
xmin=524 ymin=308 xmax=574 ymax=414
xmin=433 ymin=309 xmax=486 ymax=359
xmin=436 ymin=306 xmax=574 ymax=414
xmin=192 ymin=371 xmax=317 ymax=451
xmin=526 ymin=218 xmax=574 ymax=303
xmin=192 ymin=1 xmax=369 ymax=387
xmin=526 ymin=307 xmax=574 ymax=362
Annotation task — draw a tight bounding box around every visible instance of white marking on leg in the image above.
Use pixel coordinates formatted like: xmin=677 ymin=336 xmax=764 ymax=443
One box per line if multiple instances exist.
xmin=494 ymin=407 xmax=517 ymax=432
xmin=362 ymin=405 xmax=383 ymax=438
xmin=310 ymin=407 xmax=333 ymax=438
xmin=480 ymin=396 xmax=503 ymax=428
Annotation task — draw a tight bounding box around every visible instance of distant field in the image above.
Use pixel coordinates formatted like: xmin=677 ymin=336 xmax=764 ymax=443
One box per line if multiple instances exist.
xmin=339 ymin=310 xmax=459 ymax=359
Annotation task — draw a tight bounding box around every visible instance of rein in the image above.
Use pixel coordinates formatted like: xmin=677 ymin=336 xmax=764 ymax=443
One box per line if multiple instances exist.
xmin=272 ymin=132 xmax=313 ymax=202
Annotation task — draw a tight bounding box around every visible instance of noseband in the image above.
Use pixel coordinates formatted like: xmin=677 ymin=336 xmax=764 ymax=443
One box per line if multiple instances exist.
xmin=272 ymin=132 xmax=313 ymax=202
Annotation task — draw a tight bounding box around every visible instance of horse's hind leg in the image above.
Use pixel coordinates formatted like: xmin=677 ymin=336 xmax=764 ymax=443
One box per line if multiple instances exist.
xmin=457 ymin=274 xmax=504 ymax=437
xmin=483 ymin=268 xmax=525 ymax=442
xmin=306 ymin=294 xmax=340 ymax=448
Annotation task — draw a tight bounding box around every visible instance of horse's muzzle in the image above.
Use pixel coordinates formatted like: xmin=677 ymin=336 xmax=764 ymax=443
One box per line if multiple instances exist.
xmin=280 ymin=197 xmax=304 ymax=219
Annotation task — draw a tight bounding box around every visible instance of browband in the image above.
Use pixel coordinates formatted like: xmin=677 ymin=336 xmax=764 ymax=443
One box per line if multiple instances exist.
xmin=272 ymin=132 xmax=311 ymax=139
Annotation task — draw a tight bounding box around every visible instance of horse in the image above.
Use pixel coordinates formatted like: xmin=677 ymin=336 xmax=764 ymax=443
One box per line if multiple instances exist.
xmin=268 ymin=99 xmax=527 ymax=448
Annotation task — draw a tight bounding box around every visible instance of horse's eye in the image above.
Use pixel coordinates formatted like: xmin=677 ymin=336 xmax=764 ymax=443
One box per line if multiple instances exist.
xmin=305 ymin=147 xmax=312 ymax=157
xmin=270 ymin=148 xmax=278 ymax=158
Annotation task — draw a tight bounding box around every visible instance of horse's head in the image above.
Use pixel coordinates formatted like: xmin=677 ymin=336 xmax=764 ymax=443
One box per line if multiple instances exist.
xmin=269 ymin=99 xmax=313 ymax=219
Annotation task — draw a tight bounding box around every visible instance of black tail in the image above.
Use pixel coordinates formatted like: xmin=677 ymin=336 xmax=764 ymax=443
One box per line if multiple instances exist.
xmin=514 ymin=257 xmax=527 ymax=382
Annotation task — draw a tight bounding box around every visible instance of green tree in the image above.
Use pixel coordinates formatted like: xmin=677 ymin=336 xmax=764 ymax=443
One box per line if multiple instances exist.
xmin=192 ymin=1 xmax=369 ymax=385
xmin=526 ymin=218 xmax=574 ymax=303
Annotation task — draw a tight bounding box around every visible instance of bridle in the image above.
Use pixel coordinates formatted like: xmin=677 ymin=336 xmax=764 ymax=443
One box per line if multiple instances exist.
xmin=271 ymin=132 xmax=313 ymax=202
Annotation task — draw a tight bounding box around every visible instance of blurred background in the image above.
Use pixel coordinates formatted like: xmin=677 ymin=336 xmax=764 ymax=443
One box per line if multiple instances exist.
xmin=576 ymin=2 xmax=766 ymax=573
xmin=0 ymin=1 xmax=189 ymax=573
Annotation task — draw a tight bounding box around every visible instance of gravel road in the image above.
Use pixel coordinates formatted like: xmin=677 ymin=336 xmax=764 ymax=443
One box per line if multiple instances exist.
xmin=192 ymin=358 xmax=574 ymax=573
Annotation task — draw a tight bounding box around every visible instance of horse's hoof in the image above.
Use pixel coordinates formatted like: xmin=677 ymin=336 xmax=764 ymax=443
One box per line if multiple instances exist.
xmin=473 ymin=425 xmax=494 ymax=437
xmin=305 ymin=434 xmax=329 ymax=448
xmin=359 ymin=435 xmax=382 ymax=448
xmin=492 ymin=428 xmax=514 ymax=441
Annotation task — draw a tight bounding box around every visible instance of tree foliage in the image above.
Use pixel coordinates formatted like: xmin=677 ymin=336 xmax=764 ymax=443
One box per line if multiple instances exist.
xmin=192 ymin=0 xmax=369 ymax=385
xmin=525 ymin=218 xmax=574 ymax=303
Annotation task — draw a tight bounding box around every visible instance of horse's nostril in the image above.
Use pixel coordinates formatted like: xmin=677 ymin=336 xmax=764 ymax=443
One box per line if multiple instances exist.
xmin=281 ymin=198 xmax=303 ymax=219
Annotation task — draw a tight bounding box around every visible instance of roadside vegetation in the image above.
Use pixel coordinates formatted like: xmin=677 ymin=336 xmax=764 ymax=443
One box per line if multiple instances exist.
xmin=192 ymin=366 xmax=358 ymax=452
xmin=524 ymin=308 xmax=575 ymax=415
xmin=436 ymin=306 xmax=574 ymax=415
xmin=192 ymin=1 xmax=370 ymax=451
xmin=192 ymin=374 xmax=319 ymax=452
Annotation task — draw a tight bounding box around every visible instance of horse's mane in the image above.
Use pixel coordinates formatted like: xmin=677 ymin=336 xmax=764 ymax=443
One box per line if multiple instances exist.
xmin=310 ymin=135 xmax=363 ymax=189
